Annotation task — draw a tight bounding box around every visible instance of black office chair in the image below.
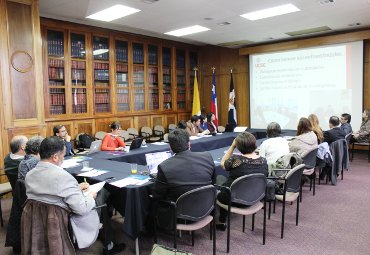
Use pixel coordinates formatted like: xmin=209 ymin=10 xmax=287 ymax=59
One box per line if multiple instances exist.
xmin=300 ymin=148 xmax=319 ymax=201
xmin=154 ymin=185 xmax=217 ymax=255
xmin=216 ymin=173 xmax=267 ymax=253
xmin=272 ymin=164 xmax=305 ymax=239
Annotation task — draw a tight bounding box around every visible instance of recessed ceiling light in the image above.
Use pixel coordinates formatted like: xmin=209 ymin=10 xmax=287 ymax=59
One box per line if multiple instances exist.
xmin=165 ymin=25 xmax=210 ymax=37
xmin=217 ymin=22 xmax=231 ymax=26
xmin=86 ymin=4 xmax=141 ymax=22
xmin=240 ymin=4 xmax=300 ymax=21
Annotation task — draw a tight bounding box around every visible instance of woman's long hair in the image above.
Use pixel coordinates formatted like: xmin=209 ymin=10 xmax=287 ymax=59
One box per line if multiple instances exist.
xmin=308 ymin=114 xmax=323 ymax=143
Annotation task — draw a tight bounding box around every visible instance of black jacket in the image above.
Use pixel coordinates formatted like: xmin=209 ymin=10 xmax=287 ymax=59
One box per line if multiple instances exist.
xmin=152 ymin=150 xmax=216 ymax=202
xmin=323 ymin=127 xmax=345 ymax=145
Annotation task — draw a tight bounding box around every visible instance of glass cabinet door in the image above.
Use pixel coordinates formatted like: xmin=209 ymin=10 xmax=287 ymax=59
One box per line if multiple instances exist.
xmin=115 ymin=40 xmax=130 ymax=112
xmin=148 ymin=45 xmax=159 ymax=111
xmin=176 ymin=49 xmax=186 ymax=110
xmin=93 ymin=36 xmax=110 ymax=113
xmin=133 ymin=43 xmax=145 ymax=111
xmin=162 ymin=47 xmax=172 ymax=110
xmin=47 ymin=30 xmax=66 ymax=115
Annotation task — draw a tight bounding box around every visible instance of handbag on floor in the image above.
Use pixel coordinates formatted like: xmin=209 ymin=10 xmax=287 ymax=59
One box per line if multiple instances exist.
xmin=150 ymin=244 xmax=192 ymax=255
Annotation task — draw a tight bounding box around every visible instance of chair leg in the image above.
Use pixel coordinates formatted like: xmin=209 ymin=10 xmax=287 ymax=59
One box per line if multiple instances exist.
xmin=313 ymin=172 xmax=316 ymax=196
xmin=0 ymin=199 xmax=3 ymax=227
xmin=299 ymin=183 xmax=303 ymax=203
xmin=273 ymin=199 xmax=276 ymax=214
xmin=281 ymin=196 xmax=286 ymax=239
xmin=192 ymin=231 xmax=194 ymax=246
xmin=318 ymin=168 xmax=321 ymax=185
xmin=242 ymin=215 xmax=245 ymax=232
xmin=351 ymin=143 xmax=354 ymax=162
xmin=268 ymin=201 xmax=271 ymax=219
xmin=213 ymin=219 xmax=216 ymax=255
xmin=210 ymin=220 xmax=212 ymax=240
xmin=227 ymin=212 xmax=230 ymax=253
xmin=252 ymin=214 xmax=255 ymax=231
xmin=174 ymin=229 xmax=177 ymax=249
xmin=309 ymin=176 xmax=312 ymax=191
xmin=263 ymin=200 xmax=266 ymax=245
xmin=296 ymin=197 xmax=300 ymax=226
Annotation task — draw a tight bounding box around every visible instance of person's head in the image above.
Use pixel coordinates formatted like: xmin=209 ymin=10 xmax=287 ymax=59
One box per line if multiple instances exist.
xmin=308 ymin=114 xmax=320 ymax=126
xmin=234 ymin=132 xmax=257 ymax=154
xmin=53 ymin=125 xmax=67 ymax=138
xmin=9 ymin=135 xmax=28 ymax=155
xmin=362 ymin=109 xmax=370 ymax=121
xmin=340 ymin=113 xmax=351 ymax=124
xmin=328 ymin=116 xmax=340 ymax=128
xmin=206 ymin=112 xmax=215 ymax=122
xmin=168 ymin=129 xmax=189 ymax=153
xmin=200 ymin=115 xmax=207 ymax=124
xmin=297 ymin=117 xmax=312 ymax=135
xmin=25 ymin=136 xmax=44 ymax=156
xmin=110 ymin=121 xmax=121 ymax=134
xmin=191 ymin=115 xmax=201 ymax=127
xmin=266 ymin=122 xmax=281 ymax=138
xmin=177 ymin=120 xmax=187 ymax=129
xmin=39 ymin=137 xmax=66 ymax=166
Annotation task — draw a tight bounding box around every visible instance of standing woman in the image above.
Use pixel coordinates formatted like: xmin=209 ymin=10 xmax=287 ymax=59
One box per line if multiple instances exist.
xmin=353 ymin=109 xmax=370 ymax=143
xmin=308 ymin=113 xmax=323 ymax=144
xmin=207 ymin=112 xmax=218 ymax=134
xmin=101 ymin=121 xmax=126 ymax=151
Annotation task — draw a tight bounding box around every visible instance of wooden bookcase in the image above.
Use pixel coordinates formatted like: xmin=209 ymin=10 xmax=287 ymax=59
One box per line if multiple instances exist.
xmin=41 ymin=18 xmax=197 ymax=134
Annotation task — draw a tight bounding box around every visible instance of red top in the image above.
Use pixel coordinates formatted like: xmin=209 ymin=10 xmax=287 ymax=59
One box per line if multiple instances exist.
xmin=101 ymin=134 xmax=126 ymax=151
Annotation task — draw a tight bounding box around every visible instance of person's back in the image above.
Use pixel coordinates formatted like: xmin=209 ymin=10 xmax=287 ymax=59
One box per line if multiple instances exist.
xmin=323 ymin=116 xmax=346 ymax=145
xmin=259 ymin=137 xmax=289 ymax=165
xmin=289 ymin=131 xmax=318 ymax=158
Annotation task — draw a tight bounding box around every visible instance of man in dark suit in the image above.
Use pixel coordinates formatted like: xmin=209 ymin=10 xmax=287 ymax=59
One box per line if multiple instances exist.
xmin=323 ymin=116 xmax=346 ymax=144
xmin=321 ymin=116 xmax=346 ymax=180
xmin=152 ymin=128 xmax=216 ymax=202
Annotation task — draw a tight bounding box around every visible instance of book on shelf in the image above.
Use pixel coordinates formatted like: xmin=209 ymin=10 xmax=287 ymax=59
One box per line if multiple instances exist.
xmin=48 ymin=38 xmax=64 ymax=57
xmin=71 ymin=40 xmax=85 ymax=59
xmin=50 ymin=105 xmax=65 ymax=115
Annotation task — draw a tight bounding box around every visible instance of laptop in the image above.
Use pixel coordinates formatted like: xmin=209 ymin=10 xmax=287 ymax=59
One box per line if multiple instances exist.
xmin=88 ymin=140 xmax=102 ymax=155
xmin=145 ymin=151 xmax=172 ymax=176
xmin=129 ymin=137 xmax=144 ymax=150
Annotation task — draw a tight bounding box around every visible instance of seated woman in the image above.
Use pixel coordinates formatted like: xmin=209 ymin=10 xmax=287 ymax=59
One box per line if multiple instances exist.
xmin=101 ymin=121 xmax=126 ymax=151
xmin=259 ymin=122 xmax=289 ymax=172
xmin=308 ymin=113 xmax=323 ymax=144
xmin=289 ymin=117 xmax=318 ymax=158
xmin=206 ymin=112 xmax=218 ymax=134
xmin=18 ymin=136 xmax=44 ymax=180
xmin=199 ymin=115 xmax=208 ymax=130
xmin=353 ymin=109 xmax=370 ymax=143
xmin=216 ymin=132 xmax=268 ymax=230
xmin=186 ymin=115 xmax=210 ymax=136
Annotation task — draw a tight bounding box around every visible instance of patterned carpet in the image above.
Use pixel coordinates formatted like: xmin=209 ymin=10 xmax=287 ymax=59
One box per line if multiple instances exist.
xmin=1 ymin=151 xmax=369 ymax=255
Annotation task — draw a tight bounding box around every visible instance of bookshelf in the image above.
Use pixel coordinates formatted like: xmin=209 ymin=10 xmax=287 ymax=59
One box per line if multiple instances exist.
xmin=133 ymin=43 xmax=145 ymax=111
xmin=93 ymin=36 xmax=110 ymax=113
xmin=176 ymin=49 xmax=186 ymax=110
xmin=71 ymin=32 xmax=88 ymax=114
xmin=189 ymin=51 xmax=198 ymax=110
xmin=115 ymin=40 xmax=130 ymax=112
xmin=148 ymin=44 xmax=159 ymax=111
xmin=47 ymin=29 xmax=66 ymax=115
xmin=162 ymin=47 xmax=172 ymax=110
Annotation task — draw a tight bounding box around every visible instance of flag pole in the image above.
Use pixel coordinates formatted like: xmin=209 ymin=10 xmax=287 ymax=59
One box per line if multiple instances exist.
xmin=230 ymin=68 xmax=233 ymax=74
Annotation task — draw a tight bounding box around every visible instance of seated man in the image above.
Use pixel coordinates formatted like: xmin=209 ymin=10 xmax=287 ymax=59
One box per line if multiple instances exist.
xmin=323 ymin=116 xmax=346 ymax=145
xmin=340 ymin=113 xmax=352 ymax=135
xmin=25 ymin=137 xmax=124 ymax=254
xmin=152 ymin=129 xmax=216 ymax=227
xmin=186 ymin=115 xmax=210 ymax=136
xmin=4 ymin=135 xmax=28 ymax=187
xmin=53 ymin=125 xmax=75 ymax=156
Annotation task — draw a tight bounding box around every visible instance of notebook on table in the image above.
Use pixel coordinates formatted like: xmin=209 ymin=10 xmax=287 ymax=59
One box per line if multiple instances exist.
xmin=130 ymin=137 xmax=144 ymax=150
xmin=88 ymin=140 xmax=102 ymax=155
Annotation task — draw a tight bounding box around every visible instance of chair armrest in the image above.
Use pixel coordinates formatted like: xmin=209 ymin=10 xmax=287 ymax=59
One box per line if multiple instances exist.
xmin=129 ymin=133 xmax=138 ymax=138
xmin=157 ymin=200 xmax=176 ymax=208
xmin=154 ymin=130 xmax=164 ymax=135
xmin=93 ymin=203 xmax=107 ymax=210
xmin=141 ymin=131 xmax=150 ymax=138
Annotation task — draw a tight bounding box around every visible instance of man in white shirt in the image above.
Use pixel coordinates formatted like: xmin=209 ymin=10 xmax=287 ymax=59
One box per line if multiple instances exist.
xmin=259 ymin=122 xmax=290 ymax=172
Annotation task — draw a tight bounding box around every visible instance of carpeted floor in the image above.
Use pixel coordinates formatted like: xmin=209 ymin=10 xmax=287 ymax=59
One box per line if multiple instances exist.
xmin=1 ymin=151 xmax=369 ymax=255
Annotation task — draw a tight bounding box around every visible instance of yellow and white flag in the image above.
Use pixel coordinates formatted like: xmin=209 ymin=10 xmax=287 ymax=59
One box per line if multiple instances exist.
xmin=192 ymin=72 xmax=201 ymax=116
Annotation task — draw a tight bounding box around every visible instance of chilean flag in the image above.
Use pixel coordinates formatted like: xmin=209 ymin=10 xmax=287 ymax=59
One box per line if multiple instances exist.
xmin=211 ymin=70 xmax=219 ymax=126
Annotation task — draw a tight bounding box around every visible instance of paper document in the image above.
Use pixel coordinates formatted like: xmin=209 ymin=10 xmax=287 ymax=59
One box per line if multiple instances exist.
xmin=61 ymin=159 xmax=80 ymax=169
xmin=189 ymin=136 xmax=201 ymax=140
xmin=110 ymin=175 xmax=150 ymax=188
xmin=77 ymin=169 xmax=108 ymax=177
xmin=151 ymin=142 xmax=168 ymax=145
xmin=88 ymin=181 xmax=106 ymax=193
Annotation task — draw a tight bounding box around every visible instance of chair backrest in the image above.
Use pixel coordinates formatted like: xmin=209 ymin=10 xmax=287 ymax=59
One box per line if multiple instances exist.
xmin=95 ymin=131 xmax=106 ymax=140
xmin=217 ymin=126 xmax=226 ymax=133
xmin=15 ymin=179 xmax=27 ymax=206
xmin=127 ymin=128 xmax=139 ymax=139
xmin=154 ymin=125 xmax=165 ymax=136
xmin=302 ymin=148 xmax=318 ymax=169
xmin=141 ymin=126 xmax=153 ymax=137
xmin=21 ymin=199 xmax=75 ymax=254
xmin=117 ymin=130 xmax=129 ymax=141
xmin=285 ymin=164 xmax=305 ymax=193
xmin=163 ymin=133 xmax=169 ymax=142
xmin=5 ymin=170 xmax=18 ymax=192
xmin=168 ymin=124 xmax=177 ymax=132
xmin=230 ymin=173 xmax=266 ymax=206
xmin=176 ymin=185 xmax=217 ymax=222
xmin=344 ymin=132 xmax=352 ymax=147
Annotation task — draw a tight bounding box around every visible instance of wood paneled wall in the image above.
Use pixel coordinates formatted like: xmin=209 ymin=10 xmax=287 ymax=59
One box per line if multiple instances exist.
xmin=198 ymin=46 xmax=249 ymax=127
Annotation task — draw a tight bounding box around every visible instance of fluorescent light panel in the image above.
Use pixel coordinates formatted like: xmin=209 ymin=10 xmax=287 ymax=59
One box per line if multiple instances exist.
xmin=240 ymin=4 xmax=300 ymax=21
xmin=165 ymin=25 xmax=210 ymax=37
xmin=86 ymin=4 xmax=140 ymax=22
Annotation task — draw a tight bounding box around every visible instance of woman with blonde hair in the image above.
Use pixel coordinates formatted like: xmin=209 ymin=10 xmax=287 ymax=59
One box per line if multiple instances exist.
xmin=308 ymin=114 xmax=323 ymax=143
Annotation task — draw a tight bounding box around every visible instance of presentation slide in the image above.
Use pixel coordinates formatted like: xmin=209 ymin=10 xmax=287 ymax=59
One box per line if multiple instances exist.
xmin=249 ymin=41 xmax=363 ymax=131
